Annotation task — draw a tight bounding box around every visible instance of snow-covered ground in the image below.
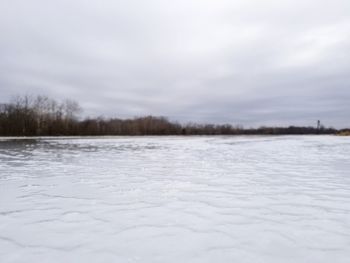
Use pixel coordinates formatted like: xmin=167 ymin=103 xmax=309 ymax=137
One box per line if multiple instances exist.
xmin=0 ymin=136 xmax=349 ymax=263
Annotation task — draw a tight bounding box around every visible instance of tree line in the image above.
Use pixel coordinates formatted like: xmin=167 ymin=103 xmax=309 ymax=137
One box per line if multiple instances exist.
xmin=0 ymin=95 xmax=340 ymax=136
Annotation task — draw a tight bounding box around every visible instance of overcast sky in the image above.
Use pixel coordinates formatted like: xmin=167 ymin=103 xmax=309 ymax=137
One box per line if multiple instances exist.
xmin=0 ymin=0 xmax=349 ymax=127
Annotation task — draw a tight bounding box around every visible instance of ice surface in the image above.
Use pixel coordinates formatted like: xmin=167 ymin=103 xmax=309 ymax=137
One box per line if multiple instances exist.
xmin=0 ymin=136 xmax=349 ymax=263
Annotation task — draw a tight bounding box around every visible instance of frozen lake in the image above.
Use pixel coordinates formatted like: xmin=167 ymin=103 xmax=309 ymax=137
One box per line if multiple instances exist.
xmin=0 ymin=136 xmax=349 ymax=262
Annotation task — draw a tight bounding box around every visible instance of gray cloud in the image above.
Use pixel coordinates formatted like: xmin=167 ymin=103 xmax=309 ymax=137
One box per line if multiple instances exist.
xmin=1 ymin=0 xmax=349 ymax=127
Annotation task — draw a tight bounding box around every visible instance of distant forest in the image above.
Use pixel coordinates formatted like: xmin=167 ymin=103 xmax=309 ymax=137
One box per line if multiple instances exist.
xmin=0 ymin=95 xmax=345 ymax=136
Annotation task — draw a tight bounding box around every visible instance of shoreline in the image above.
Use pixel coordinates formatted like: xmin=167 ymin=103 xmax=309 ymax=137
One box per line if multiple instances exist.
xmin=0 ymin=134 xmax=340 ymax=140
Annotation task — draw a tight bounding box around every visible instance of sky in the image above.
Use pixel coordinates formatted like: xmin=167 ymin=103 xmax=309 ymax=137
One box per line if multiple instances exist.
xmin=0 ymin=0 xmax=349 ymax=128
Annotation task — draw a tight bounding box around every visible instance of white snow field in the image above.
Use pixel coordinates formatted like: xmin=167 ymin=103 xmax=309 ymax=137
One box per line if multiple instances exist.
xmin=0 ymin=136 xmax=349 ymax=263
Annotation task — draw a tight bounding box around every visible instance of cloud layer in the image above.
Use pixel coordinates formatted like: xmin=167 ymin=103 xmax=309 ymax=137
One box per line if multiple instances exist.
xmin=1 ymin=0 xmax=349 ymax=127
